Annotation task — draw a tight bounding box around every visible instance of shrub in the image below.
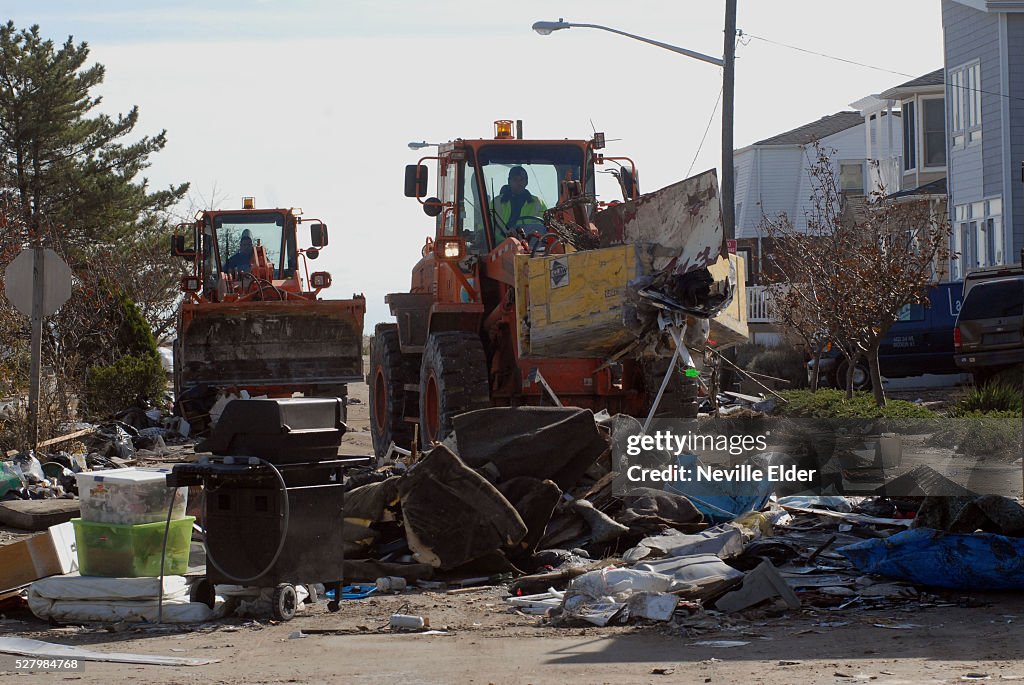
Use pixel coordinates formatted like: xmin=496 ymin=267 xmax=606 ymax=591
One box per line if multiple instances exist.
xmin=84 ymin=353 xmax=165 ymax=420
xmin=951 ymin=382 xmax=1023 ymax=417
xmin=775 ymin=389 xmax=935 ymax=419
xmin=81 ymin=288 xmax=166 ymax=420
xmin=733 ymin=342 xmax=764 ymax=369
xmin=926 ymin=416 xmax=1022 ymax=461
xmin=748 ymin=347 xmax=808 ymax=390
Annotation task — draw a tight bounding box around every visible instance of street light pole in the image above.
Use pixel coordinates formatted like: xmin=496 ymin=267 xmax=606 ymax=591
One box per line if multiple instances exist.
xmin=532 ymin=9 xmax=737 ymax=241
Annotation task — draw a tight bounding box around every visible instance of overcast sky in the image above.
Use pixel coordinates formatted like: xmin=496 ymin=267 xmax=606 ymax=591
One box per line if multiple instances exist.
xmin=4 ymin=1 xmax=944 ymax=328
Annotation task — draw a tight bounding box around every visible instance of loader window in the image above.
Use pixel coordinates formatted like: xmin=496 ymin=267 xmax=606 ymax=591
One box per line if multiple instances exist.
xmin=475 ymin=144 xmax=590 ymax=246
xmin=214 ymin=212 xmax=293 ymax=279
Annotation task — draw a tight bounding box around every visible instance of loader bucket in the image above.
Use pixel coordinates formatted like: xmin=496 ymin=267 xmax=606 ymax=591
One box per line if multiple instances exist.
xmin=515 ymin=169 xmax=743 ymax=359
xmin=176 ymin=298 xmax=365 ymax=395
xmin=592 ymin=168 xmax=723 ymax=276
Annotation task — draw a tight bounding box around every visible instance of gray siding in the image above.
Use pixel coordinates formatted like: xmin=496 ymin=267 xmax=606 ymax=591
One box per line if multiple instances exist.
xmin=1008 ymin=13 xmax=1024 ymax=255
xmin=943 ymin=0 xmax=999 ymax=209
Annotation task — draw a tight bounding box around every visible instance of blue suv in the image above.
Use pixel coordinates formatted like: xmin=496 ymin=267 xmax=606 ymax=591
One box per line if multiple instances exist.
xmin=809 ymin=281 xmax=964 ymax=390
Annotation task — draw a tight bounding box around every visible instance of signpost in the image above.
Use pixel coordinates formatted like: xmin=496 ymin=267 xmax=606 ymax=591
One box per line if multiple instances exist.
xmin=3 ymin=247 xmax=73 ymax=453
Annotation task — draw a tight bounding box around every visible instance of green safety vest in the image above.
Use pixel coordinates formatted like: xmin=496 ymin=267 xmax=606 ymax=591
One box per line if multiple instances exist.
xmin=492 ymin=192 xmax=547 ymax=241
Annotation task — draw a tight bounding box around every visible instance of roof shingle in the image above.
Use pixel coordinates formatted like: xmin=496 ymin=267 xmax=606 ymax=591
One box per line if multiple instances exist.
xmin=752 ymin=111 xmax=864 ymax=146
xmin=880 ymin=68 xmax=944 ymax=98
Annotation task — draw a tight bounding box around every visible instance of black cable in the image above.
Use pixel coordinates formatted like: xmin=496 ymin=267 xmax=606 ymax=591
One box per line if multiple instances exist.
xmin=746 ymin=31 xmax=1024 ymax=104
xmin=687 ymin=86 xmax=724 ymax=178
xmin=745 ymin=32 xmax=914 ymax=78
xmin=157 ymin=488 xmax=178 ymax=624
xmin=201 ymin=458 xmax=290 ymax=585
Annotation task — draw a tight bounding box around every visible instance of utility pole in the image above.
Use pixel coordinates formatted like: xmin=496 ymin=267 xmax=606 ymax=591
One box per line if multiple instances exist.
xmin=722 ymin=0 xmax=737 ymax=242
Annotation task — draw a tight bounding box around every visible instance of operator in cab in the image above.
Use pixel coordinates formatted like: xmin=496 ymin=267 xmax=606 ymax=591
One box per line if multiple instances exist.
xmin=492 ymin=166 xmax=547 ymax=242
xmin=224 ymin=229 xmax=254 ymax=274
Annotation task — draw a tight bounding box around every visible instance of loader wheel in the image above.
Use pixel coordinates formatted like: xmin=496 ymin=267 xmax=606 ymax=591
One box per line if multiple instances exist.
xmin=369 ymin=324 xmax=420 ymax=457
xmin=642 ymin=357 xmax=699 ymax=419
xmin=419 ymin=332 xmax=491 ymax=449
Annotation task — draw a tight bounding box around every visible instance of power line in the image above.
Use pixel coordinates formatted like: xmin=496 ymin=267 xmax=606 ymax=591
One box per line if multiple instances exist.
xmin=743 ymin=32 xmax=914 ymax=78
xmin=687 ymin=85 xmax=723 ymax=178
xmin=744 ymin=30 xmax=1024 ymax=104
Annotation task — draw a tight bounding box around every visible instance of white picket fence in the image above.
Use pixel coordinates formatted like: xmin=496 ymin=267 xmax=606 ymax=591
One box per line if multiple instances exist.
xmin=746 ymin=285 xmax=775 ymax=323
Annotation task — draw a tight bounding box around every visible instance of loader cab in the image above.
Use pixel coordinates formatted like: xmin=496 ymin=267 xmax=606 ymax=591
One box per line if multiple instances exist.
xmin=422 ymin=140 xmax=595 ymax=256
xmin=207 ymin=210 xmax=298 ymax=281
xmin=468 ymin=142 xmax=593 ymax=251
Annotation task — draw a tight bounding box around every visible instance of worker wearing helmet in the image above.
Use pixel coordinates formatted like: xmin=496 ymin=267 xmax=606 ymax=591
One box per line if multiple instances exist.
xmin=492 ymin=166 xmax=547 ymax=242
xmin=224 ymin=229 xmax=254 ymax=273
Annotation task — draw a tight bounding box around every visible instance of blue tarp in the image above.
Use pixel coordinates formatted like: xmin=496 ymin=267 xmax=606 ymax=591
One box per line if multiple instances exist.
xmin=325 ymin=585 xmax=378 ymax=600
xmin=839 ymin=528 xmax=1024 ymax=590
xmin=664 ymin=454 xmax=775 ymax=524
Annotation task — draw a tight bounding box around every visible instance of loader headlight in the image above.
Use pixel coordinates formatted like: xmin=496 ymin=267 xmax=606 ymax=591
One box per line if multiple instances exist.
xmin=310 ymin=271 xmax=332 ymax=289
xmin=180 ymin=276 xmax=201 ymax=293
xmin=435 ymin=238 xmax=464 ymax=260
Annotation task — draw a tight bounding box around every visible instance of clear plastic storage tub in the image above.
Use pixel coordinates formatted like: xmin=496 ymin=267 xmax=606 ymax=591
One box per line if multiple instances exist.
xmin=76 ymin=468 xmax=187 ymax=525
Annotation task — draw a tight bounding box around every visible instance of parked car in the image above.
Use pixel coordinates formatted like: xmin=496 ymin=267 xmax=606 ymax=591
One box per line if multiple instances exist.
xmin=954 ymin=264 xmax=1023 ymax=385
xmin=809 ymin=281 xmax=963 ymax=390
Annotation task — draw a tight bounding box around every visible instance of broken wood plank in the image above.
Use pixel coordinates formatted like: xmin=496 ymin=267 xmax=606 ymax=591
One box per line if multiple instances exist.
xmin=38 ymin=427 xmax=96 ymax=449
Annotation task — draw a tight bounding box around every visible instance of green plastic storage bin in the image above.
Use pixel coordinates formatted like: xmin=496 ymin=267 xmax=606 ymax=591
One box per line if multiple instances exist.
xmin=72 ymin=516 xmax=195 ymax=577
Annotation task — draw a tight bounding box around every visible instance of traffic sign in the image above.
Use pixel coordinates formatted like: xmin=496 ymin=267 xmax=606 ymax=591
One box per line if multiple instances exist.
xmin=3 ymin=248 xmax=72 ymax=317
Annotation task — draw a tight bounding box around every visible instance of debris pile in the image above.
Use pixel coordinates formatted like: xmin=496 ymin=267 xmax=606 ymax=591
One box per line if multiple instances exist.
xmin=341 ymin=406 xmax=1024 ymax=630
xmin=1 ymin=417 xmax=190 ymax=503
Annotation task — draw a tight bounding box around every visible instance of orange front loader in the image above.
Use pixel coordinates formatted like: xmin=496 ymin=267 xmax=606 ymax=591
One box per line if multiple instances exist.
xmin=170 ymin=199 xmax=365 ymax=429
xmin=369 ymin=121 xmax=741 ymax=456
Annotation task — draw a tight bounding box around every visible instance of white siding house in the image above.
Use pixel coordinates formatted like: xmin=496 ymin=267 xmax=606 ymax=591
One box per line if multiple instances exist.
xmin=733 ymin=111 xmax=868 ymax=287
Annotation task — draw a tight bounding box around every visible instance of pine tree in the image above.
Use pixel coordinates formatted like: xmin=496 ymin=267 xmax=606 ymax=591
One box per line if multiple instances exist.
xmin=0 ymin=22 xmax=188 ymax=431
xmin=0 ymin=21 xmax=187 ymax=255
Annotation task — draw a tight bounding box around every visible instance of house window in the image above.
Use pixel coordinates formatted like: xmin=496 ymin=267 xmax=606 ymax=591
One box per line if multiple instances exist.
xmin=949 ymin=62 xmax=982 ymax=147
xmin=953 ymin=199 xmax=1003 ymax=275
xmin=922 ymin=98 xmax=946 ymax=167
xmin=902 ymin=100 xmax=916 ymax=170
xmin=953 ymin=203 xmax=972 ymax=279
xmin=983 ymin=197 xmax=1004 ymax=265
xmin=840 ymin=161 xmax=864 ymax=194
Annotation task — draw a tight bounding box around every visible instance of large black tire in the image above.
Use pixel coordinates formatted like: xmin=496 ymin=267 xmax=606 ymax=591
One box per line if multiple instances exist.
xmin=369 ymin=324 xmax=420 ymax=457
xmin=835 ymin=360 xmax=871 ymax=391
xmin=419 ymin=332 xmax=491 ymax=449
xmin=642 ymin=357 xmax=699 ymax=419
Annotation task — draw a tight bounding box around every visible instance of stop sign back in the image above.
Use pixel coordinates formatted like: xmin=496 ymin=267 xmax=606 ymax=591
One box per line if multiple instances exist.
xmin=3 ymin=248 xmax=73 ymax=317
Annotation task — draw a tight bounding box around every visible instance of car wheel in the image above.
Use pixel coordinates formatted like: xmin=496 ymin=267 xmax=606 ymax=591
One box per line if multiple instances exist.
xmin=836 ymin=360 xmax=871 ymax=391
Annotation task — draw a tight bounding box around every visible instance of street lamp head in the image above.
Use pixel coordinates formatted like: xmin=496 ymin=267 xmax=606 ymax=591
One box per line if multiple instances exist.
xmin=407 ymin=141 xmax=433 ymax=150
xmin=532 ymin=19 xmax=570 ymax=36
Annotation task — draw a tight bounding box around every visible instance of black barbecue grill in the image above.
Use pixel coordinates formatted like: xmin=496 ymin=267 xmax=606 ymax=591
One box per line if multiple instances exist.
xmin=167 ymin=397 xmax=370 ymax=620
